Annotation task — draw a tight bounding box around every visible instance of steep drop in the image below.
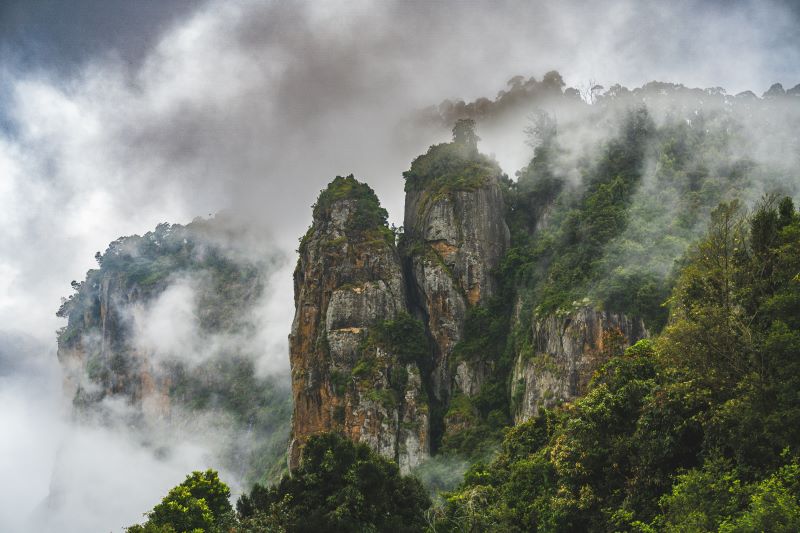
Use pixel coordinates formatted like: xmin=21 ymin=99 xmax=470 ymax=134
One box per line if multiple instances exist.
xmin=289 ymin=175 xmax=429 ymax=472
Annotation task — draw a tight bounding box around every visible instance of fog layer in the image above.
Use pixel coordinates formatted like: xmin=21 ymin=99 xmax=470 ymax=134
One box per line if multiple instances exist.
xmin=1 ymin=1 xmax=799 ymax=531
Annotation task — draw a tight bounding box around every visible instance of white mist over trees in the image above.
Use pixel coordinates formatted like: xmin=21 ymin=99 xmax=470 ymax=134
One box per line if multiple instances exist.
xmin=1 ymin=0 xmax=799 ymax=531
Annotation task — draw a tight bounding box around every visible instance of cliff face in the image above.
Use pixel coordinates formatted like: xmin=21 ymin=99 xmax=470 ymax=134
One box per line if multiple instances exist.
xmin=289 ymin=145 xmax=514 ymax=462
xmin=289 ymin=140 xmax=651 ymax=465
xmin=401 ymin=144 xmax=510 ymax=409
xmin=289 ymin=176 xmax=429 ymax=472
xmin=56 ymin=219 xmax=293 ymax=485
xmin=511 ymin=307 xmax=648 ymax=423
xmin=58 ymin=269 xmax=173 ymax=415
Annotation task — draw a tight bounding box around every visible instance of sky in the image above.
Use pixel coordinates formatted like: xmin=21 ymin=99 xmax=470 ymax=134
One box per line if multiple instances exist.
xmin=0 ymin=0 xmax=799 ymax=531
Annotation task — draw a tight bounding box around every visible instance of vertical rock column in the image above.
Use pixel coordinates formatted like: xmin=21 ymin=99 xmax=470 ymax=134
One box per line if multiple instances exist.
xmin=401 ymin=142 xmax=510 ymax=437
xmin=289 ymin=176 xmax=429 ymax=472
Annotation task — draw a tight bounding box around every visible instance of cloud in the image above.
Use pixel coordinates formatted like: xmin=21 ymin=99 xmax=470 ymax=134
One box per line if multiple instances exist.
xmin=127 ymin=265 xmax=291 ymax=374
xmin=1 ymin=0 xmax=799 ymax=531
xmin=130 ymin=275 xmax=204 ymax=364
xmin=32 ymin=402 xmax=240 ymax=533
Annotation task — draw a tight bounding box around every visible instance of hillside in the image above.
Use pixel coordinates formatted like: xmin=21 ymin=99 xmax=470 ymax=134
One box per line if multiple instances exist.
xmin=59 ymin=74 xmax=800 ymax=532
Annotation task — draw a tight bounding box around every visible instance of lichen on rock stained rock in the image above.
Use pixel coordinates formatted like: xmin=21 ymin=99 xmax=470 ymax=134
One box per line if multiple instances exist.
xmin=401 ymin=143 xmax=510 ymax=412
xmin=289 ymin=175 xmax=429 ymax=472
xmin=512 ymin=306 xmax=648 ymax=423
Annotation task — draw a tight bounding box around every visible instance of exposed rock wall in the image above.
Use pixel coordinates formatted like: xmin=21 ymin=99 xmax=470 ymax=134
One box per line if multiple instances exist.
xmin=512 ymin=307 xmax=648 ymax=423
xmin=58 ymin=270 xmax=173 ymax=415
xmin=289 ymin=177 xmax=429 ymax=472
xmin=55 ymin=221 xmax=294 ymax=485
xmin=402 ymin=180 xmax=510 ymax=405
xmin=289 ymin=157 xmax=651 ymax=466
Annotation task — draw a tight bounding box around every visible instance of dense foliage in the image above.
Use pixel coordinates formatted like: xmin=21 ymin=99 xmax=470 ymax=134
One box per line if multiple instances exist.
xmin=435 ymin=197 xmax=800 ymax=531
xmin=488 ymin=78 xmax=798 ymax=333
xmin=428 ymin=78 xmax=800 ymax=467
xmin=368 ymin=311 xmax=430 ymax=367
xmin=135 ymin=435 xmax=430 ymax=532
xmin=127 ymin=470 xmax=235 ymax=533
xmin=237 ymin=433 xmax=431 ymax=532
xmin=403 ymin=119 xmax=501 ymax=195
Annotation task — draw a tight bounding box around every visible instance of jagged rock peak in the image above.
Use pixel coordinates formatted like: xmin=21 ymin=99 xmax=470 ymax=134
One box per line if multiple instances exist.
xmin=289 ymin=175 xmax=429 ymax=472
xmin=402 ymin=132 xmax=510 ymax=308
xmin=308 ymin=175 xmax=390 ymax=234
xmin=400 ymin=126 xmax=510 ymax=445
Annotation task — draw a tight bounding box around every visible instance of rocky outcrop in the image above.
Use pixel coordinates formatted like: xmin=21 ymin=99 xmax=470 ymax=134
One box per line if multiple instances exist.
xmin=56 ymin=220 xmax=293 ymax=486
xmin=59 ymin=267 xmax=176 ymax=415
xmin=511 ymin=307 xmax=648 ymax=423
xmin=402 ymin=147 xmax=510 ymax=407
xmin=57 ymin=221 xmax=266 ymax=415
xmin=288 ymin=146 xmax=651 ymax=464
xmin=289 ymin=176 xmax=429 ymax=472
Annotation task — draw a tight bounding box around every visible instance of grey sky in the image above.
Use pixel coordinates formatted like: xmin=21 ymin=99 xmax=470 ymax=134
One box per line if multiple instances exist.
xmin=1 ymin=1 xmax=799 ymax=531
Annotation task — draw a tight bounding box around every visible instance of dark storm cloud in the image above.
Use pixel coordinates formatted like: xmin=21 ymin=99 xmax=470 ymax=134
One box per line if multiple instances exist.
xmin=0 ymin=0 xmax=202 ymax=73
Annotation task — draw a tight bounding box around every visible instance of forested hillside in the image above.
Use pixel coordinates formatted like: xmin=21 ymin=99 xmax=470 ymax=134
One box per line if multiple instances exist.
xmin=67 ymin=74 xmax=800 ymax=532
xmin=435 ymin=196 xmax=800 ymax=531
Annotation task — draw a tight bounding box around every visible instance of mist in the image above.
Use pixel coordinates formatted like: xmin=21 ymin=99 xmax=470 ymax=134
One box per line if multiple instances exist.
xmin=1 ymin=0 xmax=799 ymax=531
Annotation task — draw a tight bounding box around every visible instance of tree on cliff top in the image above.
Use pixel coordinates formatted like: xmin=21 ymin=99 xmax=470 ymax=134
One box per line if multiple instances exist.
xmin=452 ymin=118 xmax=479 ymax=151
xmin=403 ymin=120 xmax=500 ymax=194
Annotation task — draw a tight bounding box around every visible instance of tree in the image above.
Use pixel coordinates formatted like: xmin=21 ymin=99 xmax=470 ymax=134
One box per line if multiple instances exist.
xmin=452 ymin=118 xmax=479 ymax=151
xmin=127 ymin=470 xmax=234 ymax=533
xmin=524 ymin=110 xmax=557 ymax=149
xmin=542 ymin=70 xmax=566 ymax=92
xmin=662 ymin=200 xmax=752 ymax=387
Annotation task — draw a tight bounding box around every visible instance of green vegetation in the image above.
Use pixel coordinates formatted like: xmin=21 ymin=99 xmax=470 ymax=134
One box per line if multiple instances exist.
xmin=433 ymin=80 xmax=799 ymax=461
xmin=300 ymin=174 xmax=394 ymax=253
xmin=434 ymin=197 xmax=800 ymax=531
xmin=368 ymin=311 xmax=429 ymax=367
xmin=500 ymin=83 xmax=790 ymax=332
xmin=127 ymin=470 xmax=234 ymax=533
xmin=441 ymin=297 xmax=517 ymax=459
xmin=403 ymin=119 xmax=501 ymax=195
xmin=237 ymin=433 xmax=431 ymax=532
xmin=505 ymin=106 xmax=657 ymax=319
xmin=342 ymin=312 xmax=431 ymax=410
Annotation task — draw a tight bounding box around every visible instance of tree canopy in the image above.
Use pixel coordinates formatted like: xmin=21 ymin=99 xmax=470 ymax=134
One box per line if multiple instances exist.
xmin=433 ymin=196 xmax=800 ymax=531
xmin=127 ymin=470 xmax=234 ymax=533
xmin=237 ymin=433 xmax=431 ymax=532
